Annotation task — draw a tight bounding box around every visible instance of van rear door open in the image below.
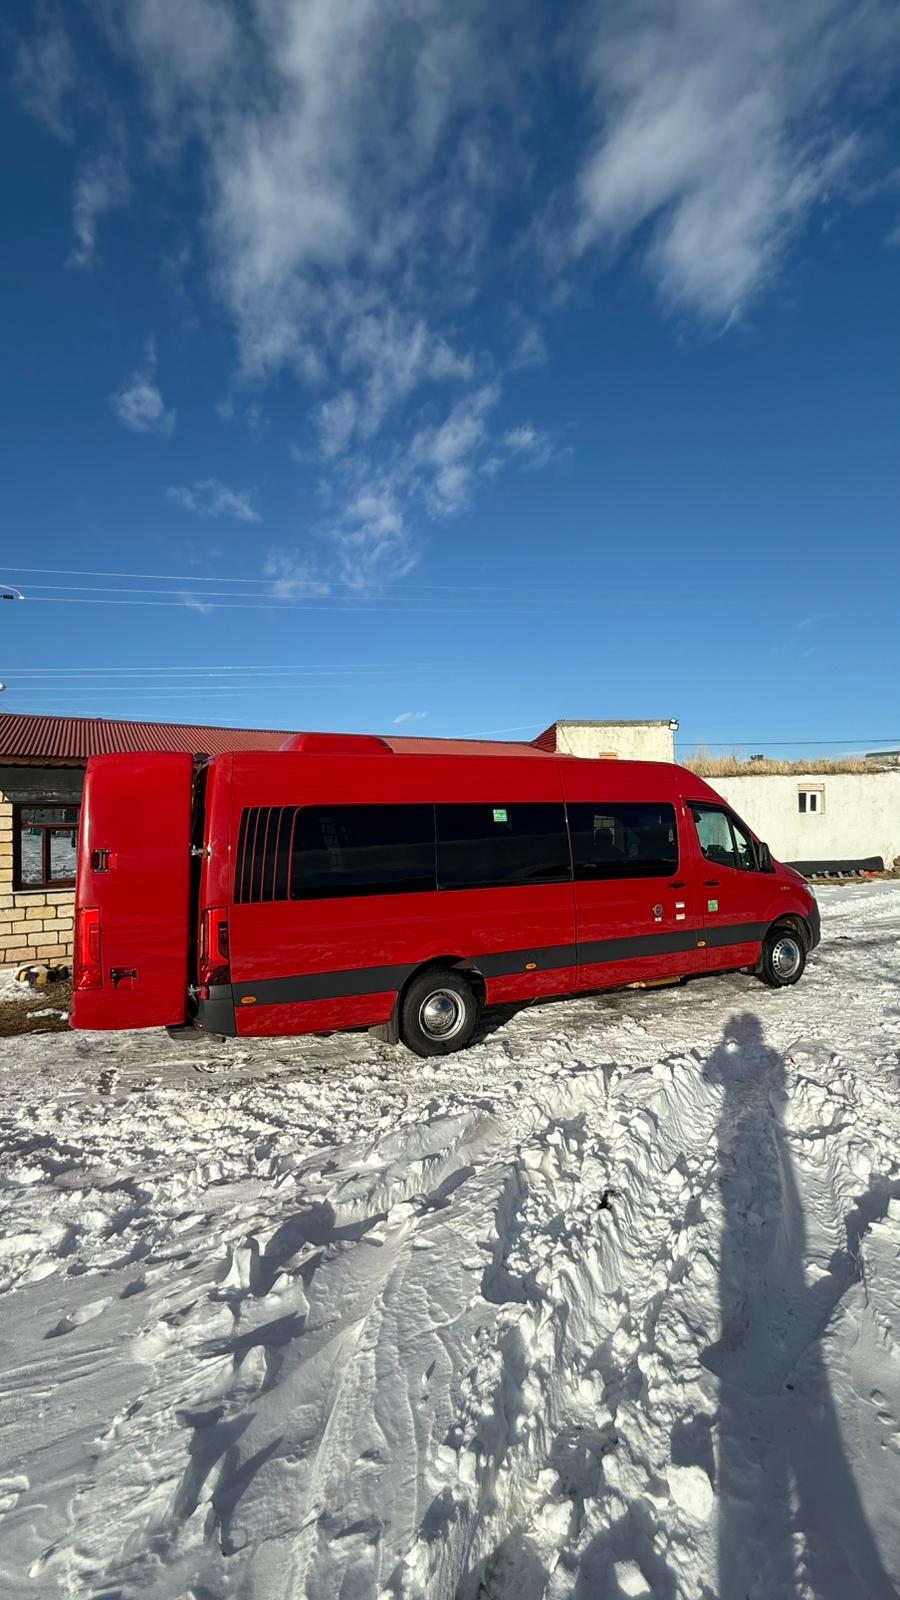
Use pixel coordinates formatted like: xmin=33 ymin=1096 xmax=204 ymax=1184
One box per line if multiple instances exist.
xmin=71 ymin=752 xmax=193 ymax=1029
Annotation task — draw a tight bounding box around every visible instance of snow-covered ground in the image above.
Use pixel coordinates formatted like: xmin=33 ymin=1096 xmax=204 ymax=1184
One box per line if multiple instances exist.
xmin=1 ymin=884 xmax=899 ymax=1600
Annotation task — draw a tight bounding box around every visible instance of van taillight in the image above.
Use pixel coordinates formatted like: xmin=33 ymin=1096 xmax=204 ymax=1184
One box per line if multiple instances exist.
xmin=199 ymin=907 xmax=230 ymax=986
xmin=75 ymin=907 xmax=102 ymax=991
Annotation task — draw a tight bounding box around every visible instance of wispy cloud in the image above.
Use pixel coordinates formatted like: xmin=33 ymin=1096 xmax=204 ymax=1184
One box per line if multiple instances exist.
xmin=70 ymin=152 xmax=129 ymax=268
xmin=178 ymin=591 xmax=212 ymax=615
xmin=21 ymin=0 xmax=897 ymax=592
xmin=263 ymin=551 xmax=332 ymax=599
xmin=167 ymin=479 xmax=260 ymax=522
xmin=111 ymin=338 xmax=175 ymax=435
xmin=85 ymin=1 xmax=538 ymax=583
xmin=13 ymin=3 xmax=77 ymax=141
xmin=573 ymin=0 xmax=900 ymax=322
xmin=394 ymin=711 xmax=427 ymax=724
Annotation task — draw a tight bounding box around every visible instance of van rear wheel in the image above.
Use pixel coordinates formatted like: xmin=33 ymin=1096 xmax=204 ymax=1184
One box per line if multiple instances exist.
xmin=400 ymin=968 xmax=479 ymax=1057
xmin=758 ymin=924 xmax=806 ymax=988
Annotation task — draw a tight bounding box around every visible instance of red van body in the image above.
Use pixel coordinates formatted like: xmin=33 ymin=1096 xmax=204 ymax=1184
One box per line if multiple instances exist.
xmin=71 ymin=737 xmax=820 ymax=1047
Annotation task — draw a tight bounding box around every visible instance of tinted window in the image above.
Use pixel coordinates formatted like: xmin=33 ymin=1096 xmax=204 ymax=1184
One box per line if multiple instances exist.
xmin=291 ymin=804 xmax=435 ymax=899
xmin=691 ymin=806 xmax=757 ymax=872
xmin=436 ymin=803 xmax=570 ymax=890
xmin=235 ymin=806 xmax=296 ymax=903
xmin=568 ymin=802 xmax=678 ymax=879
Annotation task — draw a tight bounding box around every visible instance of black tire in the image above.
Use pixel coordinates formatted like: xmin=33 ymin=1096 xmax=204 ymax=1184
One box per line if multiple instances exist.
xmin=399 ymin=967 xmax=480 ymax=1057
xmin=758 ymin=923 xmax=806 ymax=988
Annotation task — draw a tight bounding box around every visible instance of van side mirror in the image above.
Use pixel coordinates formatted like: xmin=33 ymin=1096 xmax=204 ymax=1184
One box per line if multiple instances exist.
xmin=757 ymin=841 xmax=774 ymax=873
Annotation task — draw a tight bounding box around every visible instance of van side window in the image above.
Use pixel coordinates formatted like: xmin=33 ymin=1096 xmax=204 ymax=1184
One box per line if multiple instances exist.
xmin=291 ymin=805 xmax=436 ymax=899
xmin=690 ymin=806 xmax=757 ymax=871
xmin=436 ymin=803 xmax=570 ymax=890
xmin=235 ymin=806 xmax=295 ymax=903
xmin=567 ymin=802 xmax=678 ymax=879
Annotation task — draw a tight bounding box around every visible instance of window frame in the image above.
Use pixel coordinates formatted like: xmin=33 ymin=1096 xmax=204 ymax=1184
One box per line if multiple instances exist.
xmin=234 ymin=799 xmax=576 ymax=903
xmin=13 ymin=803 xmax=80 ymax=891
xmin=435 ymin=801 xmax=571 ymax=892
xmin=566 ymin=800 xmax=680 ymax=882
xmin=290 ymin=801 xmax=438 ymax=901
xmin=689 ymin=803 xmax=760 ymax=874
xmin=798 ymin=787 xmax=824 ymax=815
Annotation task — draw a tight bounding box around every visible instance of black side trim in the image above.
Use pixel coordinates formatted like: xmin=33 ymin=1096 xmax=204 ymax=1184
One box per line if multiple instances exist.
xmin=807 ymin=903 xmax=821 ymax=949
xmin=704 ymin=920 xmax=768 ymax=949
xmin=226 ymin=920 xmax=770 ymax=1011
xmin=478 ymin=943 xmax=576 ymax=978
xmin=578 ymin=929 xmax=699 ymax=964
xmin=232 ymin=964 xmax=415 ymax=1007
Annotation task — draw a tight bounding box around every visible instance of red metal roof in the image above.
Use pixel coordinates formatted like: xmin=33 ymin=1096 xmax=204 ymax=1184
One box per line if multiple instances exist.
xmin=0 ymin=714 xmax=545 ymax=763
xmin=0 ymin=715 xmax=299 ymax=761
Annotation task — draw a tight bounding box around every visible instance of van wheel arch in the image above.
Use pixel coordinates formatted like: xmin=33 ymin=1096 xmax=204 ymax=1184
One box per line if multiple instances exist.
xmin=767 ymin=913 xmax=812 ymax=953
xmin=369 ymin=958 xmax=485 ymax=1047
xmin=756 ymin=917 xmax=809 ymax=987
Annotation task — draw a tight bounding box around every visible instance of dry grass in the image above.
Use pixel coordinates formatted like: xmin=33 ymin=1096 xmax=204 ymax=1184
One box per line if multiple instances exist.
xmin=0 ymin=978 xmax=71 ymax=1037
xmin=684 ymin=748 xmax=880 ymax=777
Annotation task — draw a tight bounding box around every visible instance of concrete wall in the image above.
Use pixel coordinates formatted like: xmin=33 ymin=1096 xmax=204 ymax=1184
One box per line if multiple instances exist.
xmin=554 ymin=722 xmax=676 ymax=763
xmin=0 ymin=790 xmax=75 ymax=968
xmin=707 ymin=771 xmax=900 ymax=869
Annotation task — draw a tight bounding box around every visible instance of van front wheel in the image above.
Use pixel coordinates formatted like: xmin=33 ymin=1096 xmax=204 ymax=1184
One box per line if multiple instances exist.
xmin=758 ymin=924 xmax=806 ymax=988
xmin=400 ymin=968 xmax=479 ymax=1057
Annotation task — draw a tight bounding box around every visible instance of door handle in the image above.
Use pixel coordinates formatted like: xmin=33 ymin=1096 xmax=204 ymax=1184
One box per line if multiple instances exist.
xmin=703 ymin=879 xmax=720 ymax=887
xmin=669 ymin=880 xmax=686 ymax=888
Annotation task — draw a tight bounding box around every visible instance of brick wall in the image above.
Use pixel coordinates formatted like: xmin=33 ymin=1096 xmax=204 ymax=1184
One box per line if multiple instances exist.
xmin=0 ymin=793 xmax=75 ymax=967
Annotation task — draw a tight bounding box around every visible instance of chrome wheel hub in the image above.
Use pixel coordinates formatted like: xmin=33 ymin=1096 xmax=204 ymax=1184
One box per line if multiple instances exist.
xmin=771 ymin=936 xmax=801 ymax=979
xmin=419 ymin=989 xmax=465 ymax=1039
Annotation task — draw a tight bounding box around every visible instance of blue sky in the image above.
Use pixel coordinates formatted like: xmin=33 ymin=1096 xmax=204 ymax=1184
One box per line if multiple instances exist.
xmin=2 ymin=0 xmax=899 ymax=756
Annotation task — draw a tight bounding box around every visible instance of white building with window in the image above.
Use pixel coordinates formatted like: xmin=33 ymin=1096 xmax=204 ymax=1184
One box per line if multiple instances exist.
xmin=702 ymin=769 xmax=900 ymax=873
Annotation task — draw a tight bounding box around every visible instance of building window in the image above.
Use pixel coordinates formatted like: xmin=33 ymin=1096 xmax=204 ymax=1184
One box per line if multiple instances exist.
xmin=14 ymin=805 xmax=80 ymax=889
xmin=798 ymin=789 xmax=824 ymax=815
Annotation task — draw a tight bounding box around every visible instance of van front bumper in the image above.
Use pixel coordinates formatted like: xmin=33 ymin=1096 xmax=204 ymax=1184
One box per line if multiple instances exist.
xmin=807 ymin=902 xmax=821 ymax=949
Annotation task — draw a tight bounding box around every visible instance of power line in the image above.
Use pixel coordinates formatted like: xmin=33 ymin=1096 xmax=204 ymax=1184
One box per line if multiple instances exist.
xmin=2 ymin=563 xmax=644 ymax=598
xmin=0 ymin=682 xmax=461 ymax=701
xmin=0 ymin=660 xmax=493 ymax=675
xmin=16 ymin=594 xmax=567 ymax=617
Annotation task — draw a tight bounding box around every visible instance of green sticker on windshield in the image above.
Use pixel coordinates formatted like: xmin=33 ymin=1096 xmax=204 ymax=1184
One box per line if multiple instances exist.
xmin=493 ymin=807 xmax=508 ymax=823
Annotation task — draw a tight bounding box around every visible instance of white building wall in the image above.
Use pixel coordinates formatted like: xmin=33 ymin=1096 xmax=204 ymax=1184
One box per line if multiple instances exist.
xmin=555 ymin=722 xmax=676 ymax=763
xmin=707 ymin=771 xmax=900 ymax=868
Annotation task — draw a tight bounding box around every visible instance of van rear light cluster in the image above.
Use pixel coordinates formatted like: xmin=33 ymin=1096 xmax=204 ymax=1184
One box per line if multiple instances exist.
xmin=75 ymin=907 xmax=102 ymax=991
xmin=199 ymin=907 xmax=230 ymax=986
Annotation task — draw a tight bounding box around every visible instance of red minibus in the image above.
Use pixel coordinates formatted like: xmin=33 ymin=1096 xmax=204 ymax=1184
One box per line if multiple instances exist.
xmin=71 ymin=732 xmax=820 ymax=1055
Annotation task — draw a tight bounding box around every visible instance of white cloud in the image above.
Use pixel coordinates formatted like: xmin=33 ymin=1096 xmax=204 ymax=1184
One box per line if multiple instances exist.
xmin=509 ymin=319 xmax=548 ymax=370
xmin=263 ymin=550 xmax=332 ymax=599
xmin=393 ymin=711 xmax=427 ymax=723
xmin=574 ymin=0 xmax=900 ymax=321
xmin=70 ymin=152 xmax=129 ymax=268
xmin=179 ymin=591 xmax=212 ymax=614
xmin=331 ymin=485 xmax=418 ymax=591
xmin=13 ymin=5 xmax=77 ymax=141
xmin=318 ymin=393 xmax=358 ymax=460
xmin=411 ymin=383 xmax=501 ymax=514
xmin=111 ymin=338 xmax=175 ymax=435
xmin=167 ymin=479 xmax=260 ymax=522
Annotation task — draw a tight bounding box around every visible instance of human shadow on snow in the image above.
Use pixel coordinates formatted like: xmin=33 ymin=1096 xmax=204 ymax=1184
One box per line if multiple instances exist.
xmin=702 ymin=1012 xmax=897 ymax=1600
